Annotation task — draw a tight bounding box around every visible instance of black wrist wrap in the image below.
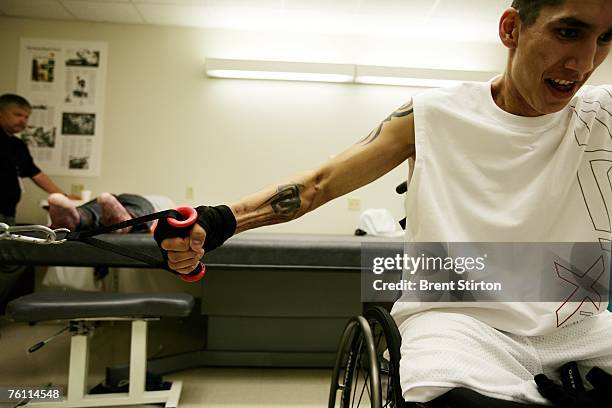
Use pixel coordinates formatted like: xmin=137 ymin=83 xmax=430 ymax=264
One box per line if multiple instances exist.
xmin=195 ymin=205 xmax=237 ymax=252
xmin=153 ymin=205 xmax=236 ymax=274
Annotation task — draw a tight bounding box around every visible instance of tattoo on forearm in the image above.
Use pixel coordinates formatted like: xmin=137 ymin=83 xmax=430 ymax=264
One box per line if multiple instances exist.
xmin=259 ymin=184 xmax=303 ymax=217
xmin=358 ymin=101 xmax=414 ymax=145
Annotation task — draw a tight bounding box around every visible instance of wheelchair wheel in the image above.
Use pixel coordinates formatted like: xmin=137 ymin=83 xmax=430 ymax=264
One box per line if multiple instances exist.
xmin=329 ymin=306 xmax=404 ymax=408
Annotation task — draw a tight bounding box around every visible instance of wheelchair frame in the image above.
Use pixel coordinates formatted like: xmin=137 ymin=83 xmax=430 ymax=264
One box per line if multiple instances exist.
xmin=328 ymin=306 xmax=552 ymax=408
xmin=328 ymin=305 xmax=406 ymax=408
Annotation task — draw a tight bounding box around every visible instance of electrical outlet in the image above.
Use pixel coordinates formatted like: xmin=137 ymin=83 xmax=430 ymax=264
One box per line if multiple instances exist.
xmin=186 ymin=186 xmax=194 ymax=199
xmin=70 ymin=184 xmax=84 ymax=195
xmin=347 ymin=197 xmax=361 ymax=211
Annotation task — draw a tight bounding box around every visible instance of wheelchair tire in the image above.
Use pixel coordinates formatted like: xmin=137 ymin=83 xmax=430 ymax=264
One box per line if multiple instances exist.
xmin=329 ymin=306 xmax=405 ymax=408
xmin=329 ymin=315 xmax=379 ymax=407
xmin=364 ymin=306 xmax=404 ymax=406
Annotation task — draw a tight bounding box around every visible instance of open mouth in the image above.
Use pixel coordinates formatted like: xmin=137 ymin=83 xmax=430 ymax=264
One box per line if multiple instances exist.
xmin=545 ymin=78 xmax=577 ymax=97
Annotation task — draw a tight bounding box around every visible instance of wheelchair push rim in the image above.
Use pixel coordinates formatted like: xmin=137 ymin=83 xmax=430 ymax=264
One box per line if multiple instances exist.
xmin=329 ymin=306 xmax=403 ymax=408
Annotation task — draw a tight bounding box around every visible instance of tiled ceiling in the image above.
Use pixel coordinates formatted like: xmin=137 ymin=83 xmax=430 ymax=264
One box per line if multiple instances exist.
xmin=0 ymin=0 xmax=512 ymax=42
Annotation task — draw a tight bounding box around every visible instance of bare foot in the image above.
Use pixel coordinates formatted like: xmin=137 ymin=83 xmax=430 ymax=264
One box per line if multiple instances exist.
xmin=97 ymin=193 xmax=132 ymax=233
xmin=48 ymin=193 xmax=80 ymax=231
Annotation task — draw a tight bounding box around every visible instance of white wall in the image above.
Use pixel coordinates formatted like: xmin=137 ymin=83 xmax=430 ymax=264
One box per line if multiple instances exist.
xmin=1 ymin=17 xmax=610 ymax=234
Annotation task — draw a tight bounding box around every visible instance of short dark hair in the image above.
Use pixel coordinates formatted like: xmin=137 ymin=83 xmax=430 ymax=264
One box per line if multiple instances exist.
xmin=511 ymin=0 xmax=566 ymax=27
xmin=0 ymin=94 xmax=32 ymax=111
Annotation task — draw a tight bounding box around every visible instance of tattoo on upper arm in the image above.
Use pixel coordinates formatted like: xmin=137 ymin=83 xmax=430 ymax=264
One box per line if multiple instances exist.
xmin=358 ymin=101 xmax=414 ymax=145
xmin=259 ymin=184 xmax=304 ymax=217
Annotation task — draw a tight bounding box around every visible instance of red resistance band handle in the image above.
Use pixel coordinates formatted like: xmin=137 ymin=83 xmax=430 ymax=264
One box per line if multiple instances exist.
xmin=164 ymin=206 xmax=206 ymax=282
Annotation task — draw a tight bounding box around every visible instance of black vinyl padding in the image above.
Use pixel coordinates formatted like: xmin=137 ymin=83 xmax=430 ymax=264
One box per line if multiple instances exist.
xmin=0 ymin=233 xmax=392 ymax=269
xmin=6 ymin=291 xmax=194 ymax=322
xmin=0 ymin=234 xmax=161 ymax=268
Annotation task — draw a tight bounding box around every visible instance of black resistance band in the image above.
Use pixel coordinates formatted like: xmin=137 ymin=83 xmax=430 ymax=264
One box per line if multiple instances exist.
xmin=61 ymin=206 xmax=205 ymax=282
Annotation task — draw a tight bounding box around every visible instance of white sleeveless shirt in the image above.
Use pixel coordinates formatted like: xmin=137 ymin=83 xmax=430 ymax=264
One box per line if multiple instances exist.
xmin=391 ymin=81 xmax=612 ymax=335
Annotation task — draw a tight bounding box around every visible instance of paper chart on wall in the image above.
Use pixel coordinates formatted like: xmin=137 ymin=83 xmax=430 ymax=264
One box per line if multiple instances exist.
xmin=17 ymin=38 xmax=108 ymax=176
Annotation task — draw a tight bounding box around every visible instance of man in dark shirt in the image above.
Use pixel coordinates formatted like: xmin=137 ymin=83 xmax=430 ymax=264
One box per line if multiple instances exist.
xmin=0 ymin=93 xmax=66 ymax=310
xmin=0 ymin=94 xmax=66 ymax=224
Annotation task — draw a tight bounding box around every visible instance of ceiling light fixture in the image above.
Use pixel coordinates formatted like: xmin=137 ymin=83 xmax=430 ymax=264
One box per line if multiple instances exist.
xmin=206 ymin=58 xmax=354 ymax=84
xmin=354 ymin=64 xmax=498 ymax=88
xmin=206 ymin=58 xmax=499 ymax=88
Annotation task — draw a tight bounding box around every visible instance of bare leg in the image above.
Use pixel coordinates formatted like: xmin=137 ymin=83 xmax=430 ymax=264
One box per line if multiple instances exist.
xmin=97 ymin=192 xmax=133 ymax=233
xmin=48 ymin=193 xmax=81 ymax=231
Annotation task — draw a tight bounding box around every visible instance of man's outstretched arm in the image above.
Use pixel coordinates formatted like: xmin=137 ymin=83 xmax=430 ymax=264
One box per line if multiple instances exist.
xmin=164 ymin=101 xmax=416 ymax=274
xmin=31 ymin=172 xmax=65 ymax=195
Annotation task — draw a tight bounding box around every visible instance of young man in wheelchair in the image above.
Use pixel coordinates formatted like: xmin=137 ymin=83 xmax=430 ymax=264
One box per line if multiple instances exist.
xmin=156 ymin=0 xmax=612 ymax=406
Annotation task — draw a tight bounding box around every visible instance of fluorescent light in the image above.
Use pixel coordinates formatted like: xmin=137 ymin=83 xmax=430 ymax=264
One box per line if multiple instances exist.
xmin=355 ymin=76 xmax=466 ymax=88
xmin=207 ymin=69 xmax=353 ymax=83
xmin=206 ymin=58 xmax=354 ymax=83
xmin=205 ymin=58 xmax=499 ymax=88
xmin=355 ymin=65 xmax=498 ymax=88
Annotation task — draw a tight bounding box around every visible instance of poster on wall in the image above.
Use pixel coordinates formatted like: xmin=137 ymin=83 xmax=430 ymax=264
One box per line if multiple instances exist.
xmin=17 ymin=38 xmax=108 ymax=176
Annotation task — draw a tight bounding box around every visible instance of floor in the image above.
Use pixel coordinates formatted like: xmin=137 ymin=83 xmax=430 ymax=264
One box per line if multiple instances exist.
xmin=164 ymin=368 xmax=331 ymax=407
xmin=0 ymin=318 xmax=332 ymax=408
